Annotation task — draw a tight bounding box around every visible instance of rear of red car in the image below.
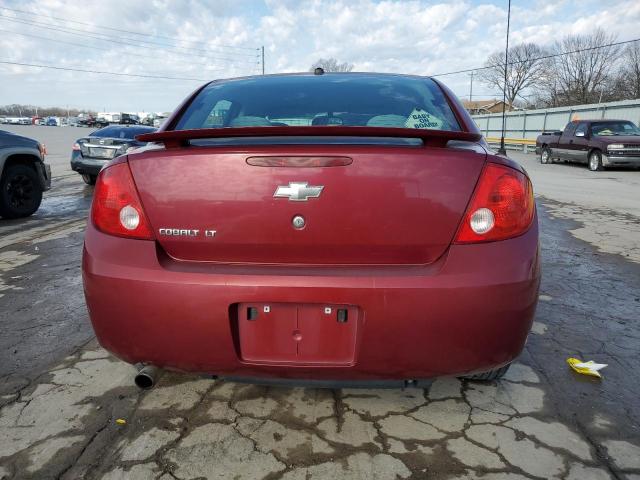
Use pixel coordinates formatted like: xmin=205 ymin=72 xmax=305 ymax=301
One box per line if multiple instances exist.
xmin=82 ymin=73 xmax=539 ymax=385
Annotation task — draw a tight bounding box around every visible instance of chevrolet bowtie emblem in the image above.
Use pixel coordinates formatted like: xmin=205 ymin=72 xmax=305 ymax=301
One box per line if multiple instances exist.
xmin=273 ymin=182 xmax=324 ymax=201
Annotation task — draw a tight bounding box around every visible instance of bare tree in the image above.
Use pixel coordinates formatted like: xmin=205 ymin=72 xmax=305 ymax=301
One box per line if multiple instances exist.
xmin=0 ymin=104 xmax=93 ymax=117
xmin=616 ymin=41 xmax=640 ymax=99
xmin=477 ymin=43 xmax=550 ymax=106
xmin=309 ymin=58 xmax=354 ymax=72
xmin=545 ymin=29 xmax=621 ymax=105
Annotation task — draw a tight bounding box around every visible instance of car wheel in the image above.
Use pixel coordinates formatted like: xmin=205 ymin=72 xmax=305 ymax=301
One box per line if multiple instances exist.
xmin=540 ymin=147 xmax=552 ymax=164
xmin=0 ymin=164 xmax=43 ymax=219
xmin=461 ymin=363 xmax=511 ymax=381
xmin=588 ymin=150 xmax=604 ymax=171
xmin=82 ymin=174 xmax=97 ymax=185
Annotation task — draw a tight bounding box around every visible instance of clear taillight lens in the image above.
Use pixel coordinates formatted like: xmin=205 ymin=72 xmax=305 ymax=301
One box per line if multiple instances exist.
xmin=454 ymin=163 xmax=534 ymax=243
xmin=119 ymin=205 xmax=141 ymax=230
xmin=91 ymin=162 xmax=154 ymax=240
xmin=469 ymin=208 xmax=495 ymax=234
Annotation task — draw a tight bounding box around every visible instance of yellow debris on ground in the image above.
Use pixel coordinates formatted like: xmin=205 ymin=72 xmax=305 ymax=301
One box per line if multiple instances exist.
xmin=567 ymin=358 xmax=608 ymax=378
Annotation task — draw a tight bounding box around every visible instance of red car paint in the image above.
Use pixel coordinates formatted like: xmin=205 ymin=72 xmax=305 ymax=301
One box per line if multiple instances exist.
xmin=127 ymin=142 xmax=487 ymax=265
xmin=83 ymin=73 xmax=540 ymax=383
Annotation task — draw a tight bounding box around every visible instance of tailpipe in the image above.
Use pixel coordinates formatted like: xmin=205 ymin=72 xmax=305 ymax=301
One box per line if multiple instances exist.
xmin=135 ymin=365 xmax=162 ymax=390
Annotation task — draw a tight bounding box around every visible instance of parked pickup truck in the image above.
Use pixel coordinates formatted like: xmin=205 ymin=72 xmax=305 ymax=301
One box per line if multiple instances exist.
xmin=535 ymin=119 xmax=640 ymax=171
xmin=78 ymin=116 xmax=109 ymax=129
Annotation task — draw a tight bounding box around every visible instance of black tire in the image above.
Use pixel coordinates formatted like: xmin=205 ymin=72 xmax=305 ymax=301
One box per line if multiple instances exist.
xmin=588 ymin=150 xmax=604 ymax=171
xmin=82 ymin=174 xmax=97 ymax=185
xmin=461 ymin=363 xmax=511 ymax=381
xmin=0 ymin=164 xmax=43 ymax=219
xmin=540 ymin=146 xmax=552 ymax=164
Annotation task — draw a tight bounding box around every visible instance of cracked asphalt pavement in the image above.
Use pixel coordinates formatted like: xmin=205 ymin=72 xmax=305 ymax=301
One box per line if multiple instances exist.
xmin=1 ymin=126 xmax=639 ymax=479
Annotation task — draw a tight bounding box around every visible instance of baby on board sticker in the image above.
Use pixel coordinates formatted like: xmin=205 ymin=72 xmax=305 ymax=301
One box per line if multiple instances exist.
xmin=405 ymin=108 xmax=444 ymax=129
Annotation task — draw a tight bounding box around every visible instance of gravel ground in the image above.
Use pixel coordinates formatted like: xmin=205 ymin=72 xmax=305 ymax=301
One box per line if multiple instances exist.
xmin=0 ymin=126 xmax=639 ymax=479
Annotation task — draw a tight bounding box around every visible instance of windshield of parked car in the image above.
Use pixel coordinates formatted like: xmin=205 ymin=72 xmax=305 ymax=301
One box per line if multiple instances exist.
xmin=174 ymin=74 xmax=461 ymax=132
xmin=90 ymin=126 xmax=156 ymax=139
xmin=591 ymin=121 xmax=640 ymax=136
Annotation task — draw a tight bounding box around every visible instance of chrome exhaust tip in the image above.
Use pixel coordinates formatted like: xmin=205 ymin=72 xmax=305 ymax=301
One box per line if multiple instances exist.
xmin=135 ymin=365 xmax=162 ymax=390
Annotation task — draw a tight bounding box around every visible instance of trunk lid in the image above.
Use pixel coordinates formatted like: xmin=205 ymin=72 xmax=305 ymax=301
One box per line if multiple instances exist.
xmin=80 ymin=137 xmax=134 ymax=159
xmin=129 ymin=143 xmax=486 ymax=265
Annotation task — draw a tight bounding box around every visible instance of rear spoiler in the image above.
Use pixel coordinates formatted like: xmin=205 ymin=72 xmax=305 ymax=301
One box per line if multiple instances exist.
xmin=136 ymin=126 xmax=482 ymax=148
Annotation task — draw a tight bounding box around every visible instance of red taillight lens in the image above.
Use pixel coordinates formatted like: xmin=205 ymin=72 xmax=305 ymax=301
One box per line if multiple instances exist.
xmin=454 ymin=163 xmax=534 ymax=244
xmin=91 ymin=162 xmax=154 ymax=240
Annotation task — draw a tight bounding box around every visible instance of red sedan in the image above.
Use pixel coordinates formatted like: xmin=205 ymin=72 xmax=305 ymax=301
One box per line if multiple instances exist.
xmin=82 ymin=72 xmax=539 ymax=388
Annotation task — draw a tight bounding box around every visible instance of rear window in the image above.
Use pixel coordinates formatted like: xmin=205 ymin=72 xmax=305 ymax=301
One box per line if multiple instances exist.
xmin=174 ymin=74 xmax=461 ymax=132
xmin=91 ymin=126 xmax=156 ymax=139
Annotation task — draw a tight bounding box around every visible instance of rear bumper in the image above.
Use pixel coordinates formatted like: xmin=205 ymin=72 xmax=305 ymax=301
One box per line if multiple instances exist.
xmin=82 ymin=219 xmax=540 ymax=381
xmin=603 ymin=154 xmax=640 ymax=167
xmin=70 ymin=153 xmax=109 ymax=176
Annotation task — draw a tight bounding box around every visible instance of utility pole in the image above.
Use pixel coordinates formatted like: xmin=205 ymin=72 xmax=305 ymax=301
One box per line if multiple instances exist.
xmin=261 ymin=46 xmax=265 ymax=75
xmin=468 ymin=71 xmax=474 ymax=102
xmin=497 ymin=0 xmax=511 ymax=156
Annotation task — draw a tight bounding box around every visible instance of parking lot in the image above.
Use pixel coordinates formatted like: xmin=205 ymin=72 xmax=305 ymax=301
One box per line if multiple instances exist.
xmin=1 ymin=125 xmax=639 ymax=479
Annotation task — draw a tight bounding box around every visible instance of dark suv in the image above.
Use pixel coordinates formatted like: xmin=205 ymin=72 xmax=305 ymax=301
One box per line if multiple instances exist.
xmin=0 ymin=130 xmax=51 ymax=218
xmin=119 ymin=113 xmax=140 ymax=125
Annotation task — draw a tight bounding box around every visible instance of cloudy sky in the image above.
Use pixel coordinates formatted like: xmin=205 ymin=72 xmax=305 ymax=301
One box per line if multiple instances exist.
xmin=1 ymin=0 xmax=639 ymax=113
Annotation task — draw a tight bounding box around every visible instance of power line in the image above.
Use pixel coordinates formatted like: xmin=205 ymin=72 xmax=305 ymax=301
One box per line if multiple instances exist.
xmin=0 ymin=60 xmax=209 ymax=81
xmin=0 ymin=15 xmax=260 ymax=63
xmin=0 ymin=29 xmax=238 ymax=72
xmin=5 ymin=23 xmax=635 ymax=88
xmin=0 ymin=6 xmax=258 ymax=52
xmin=0 ymin=15 xmax=260 ymax=65
xmin=430 ymin=37 xmax=640 ymax=77
xmin=0 ymin=13 xmax=259 ymax=58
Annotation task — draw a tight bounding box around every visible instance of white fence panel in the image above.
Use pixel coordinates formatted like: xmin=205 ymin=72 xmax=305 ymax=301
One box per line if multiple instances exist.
xmin=472 ymin=99 xmax=640 ymax=140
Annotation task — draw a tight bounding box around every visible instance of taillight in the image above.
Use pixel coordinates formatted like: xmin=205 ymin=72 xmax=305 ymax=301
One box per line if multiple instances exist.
xmin=454 ymin=163 xmax=534 ymax=243
xmin=91 ymin=162 xmax=154 ymax=240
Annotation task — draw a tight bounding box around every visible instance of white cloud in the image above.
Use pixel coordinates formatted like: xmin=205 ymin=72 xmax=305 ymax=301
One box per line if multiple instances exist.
xmin=0 ymin=0 xmax=638 ymax=111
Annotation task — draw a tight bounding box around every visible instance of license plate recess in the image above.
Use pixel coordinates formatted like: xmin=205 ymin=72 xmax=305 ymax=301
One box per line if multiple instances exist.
xmin=237 ymin=303 xmax=359 ymax=365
